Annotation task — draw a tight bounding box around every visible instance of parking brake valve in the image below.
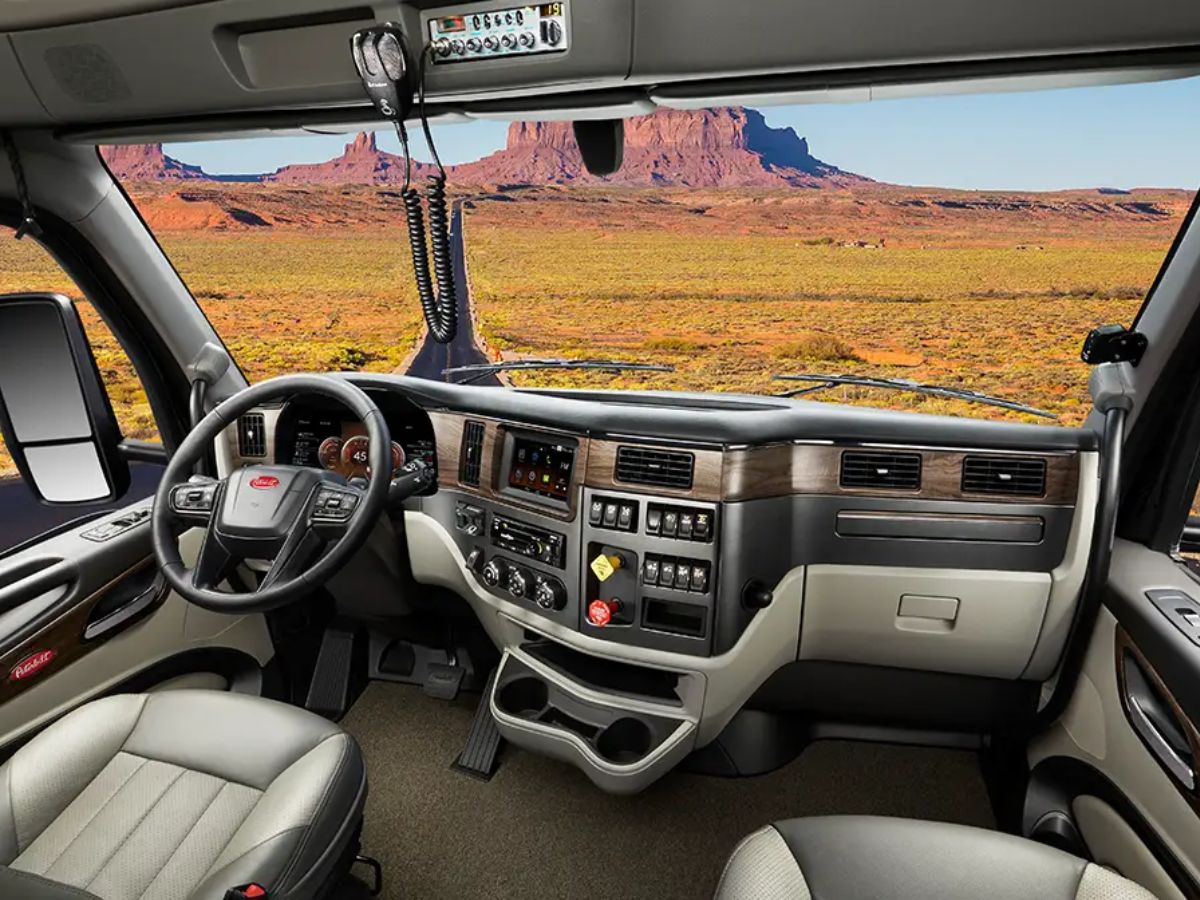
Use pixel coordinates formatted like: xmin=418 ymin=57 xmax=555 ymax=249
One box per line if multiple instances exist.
xmin=587 ymin=598 xmax=622 ymax=628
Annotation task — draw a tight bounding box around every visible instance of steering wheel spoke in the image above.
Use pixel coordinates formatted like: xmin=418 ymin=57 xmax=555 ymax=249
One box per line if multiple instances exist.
xmin=260 ymin=525 xmax=325 ymax=592
xmin=192 ymin=526 xmax=236 ymax=591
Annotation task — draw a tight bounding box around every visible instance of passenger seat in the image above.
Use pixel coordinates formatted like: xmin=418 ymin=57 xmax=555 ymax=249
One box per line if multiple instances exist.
xmin=716 ymin=816 xmax=1157 ymax=899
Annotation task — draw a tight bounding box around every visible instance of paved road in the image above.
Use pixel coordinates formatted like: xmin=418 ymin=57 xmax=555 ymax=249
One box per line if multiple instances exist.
xmin=404 ymin=203 xmax=500 ymax=387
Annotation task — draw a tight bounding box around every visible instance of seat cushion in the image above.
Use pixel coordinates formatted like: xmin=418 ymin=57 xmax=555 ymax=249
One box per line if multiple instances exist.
xmin=716 ymin=816 xmax=1159 ymax=900
xmin=0 ymin=691 xmax=366 ymax=900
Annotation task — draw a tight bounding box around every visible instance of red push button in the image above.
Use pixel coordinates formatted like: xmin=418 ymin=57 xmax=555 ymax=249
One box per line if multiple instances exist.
xmin=587 ymin=599 xmax=620 ymax=627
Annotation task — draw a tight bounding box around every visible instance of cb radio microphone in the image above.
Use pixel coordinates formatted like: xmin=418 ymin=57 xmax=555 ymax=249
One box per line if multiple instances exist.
xmin=351 ymin=24 xmax=414 ymax=122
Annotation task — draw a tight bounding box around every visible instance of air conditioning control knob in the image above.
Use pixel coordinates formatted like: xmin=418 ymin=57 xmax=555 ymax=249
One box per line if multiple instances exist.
xmin=508 ymin=569 xmax=529 ymax=600
xmin=481 ymin=560 xmax=504 ymax=588
xmin=534 ymin=579 xmax=566 ymax=611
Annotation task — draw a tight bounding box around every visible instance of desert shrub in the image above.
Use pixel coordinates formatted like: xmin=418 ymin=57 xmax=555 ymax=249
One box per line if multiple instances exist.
xmin=329 ymin=345 xmax=380 ymax=369
xmin=773 ymin=332 xmax=862 ymax=362
xmin=643 ymin=336 xmax=710 ymax=352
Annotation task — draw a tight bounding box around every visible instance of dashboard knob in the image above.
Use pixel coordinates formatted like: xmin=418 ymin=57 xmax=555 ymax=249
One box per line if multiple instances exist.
xmin=519 ymin=32 xmax=535 ymax=48
xmin=534 ymin=579 xmax=566 ymax=611
xmin=508 ymin=569 xmax=529 ymax=599
xmin=466 ymin=38 xmax=482 ymax=52
xmin=483 ymin=35 xmax=499 ymax=50
xmin=481 ymin=560 xmax=504 ymax=588
xmin=501 ymin=34 xmax=516 ymax=49
xmin=587 ymin=598 xmax=620 ymax=628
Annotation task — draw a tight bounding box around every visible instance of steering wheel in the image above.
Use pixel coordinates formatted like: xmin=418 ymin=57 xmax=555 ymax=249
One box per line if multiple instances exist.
xmin=152 ymin=374 xmax=392 ymax=613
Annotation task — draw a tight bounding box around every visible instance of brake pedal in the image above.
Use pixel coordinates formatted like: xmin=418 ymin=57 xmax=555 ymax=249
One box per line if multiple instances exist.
xmin=452 ymin=669 xmax=504 ymax=781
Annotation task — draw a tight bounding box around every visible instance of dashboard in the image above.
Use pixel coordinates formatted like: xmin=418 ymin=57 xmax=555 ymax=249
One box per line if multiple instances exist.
xmin=219 ymin=375 xmax=1098 ymax=793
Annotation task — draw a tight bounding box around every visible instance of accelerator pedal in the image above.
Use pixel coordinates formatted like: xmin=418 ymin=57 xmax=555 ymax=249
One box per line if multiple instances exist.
xmin=451 ymin=669 xmax=504 ymax=781
xmin=305 ymin=623 xmax=364 ymax=720
xmin=423 ymin=662 xmax=466 ymax=700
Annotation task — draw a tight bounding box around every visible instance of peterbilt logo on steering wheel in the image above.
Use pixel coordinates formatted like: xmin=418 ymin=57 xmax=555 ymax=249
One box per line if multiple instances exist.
xmin=249 ymin=475 xmax=281 ymax=489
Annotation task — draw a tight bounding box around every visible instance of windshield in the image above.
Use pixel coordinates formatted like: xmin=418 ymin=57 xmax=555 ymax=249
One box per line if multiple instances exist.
xmin=105 ymin=79 xmax=1198 ymax=425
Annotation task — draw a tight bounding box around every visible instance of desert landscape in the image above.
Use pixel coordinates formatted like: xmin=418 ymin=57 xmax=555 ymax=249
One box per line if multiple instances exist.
xmin=0 ymin=106 xmax=1192 ymax=477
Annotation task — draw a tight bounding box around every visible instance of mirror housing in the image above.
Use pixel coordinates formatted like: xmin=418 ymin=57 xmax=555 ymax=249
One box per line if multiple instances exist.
xmin=0 ymin=292 xmax=130 ymax=504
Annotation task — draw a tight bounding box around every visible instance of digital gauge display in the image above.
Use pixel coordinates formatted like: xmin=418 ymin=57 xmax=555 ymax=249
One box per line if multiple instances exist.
xmin=289 ymin=414 xmax=435 ymax=482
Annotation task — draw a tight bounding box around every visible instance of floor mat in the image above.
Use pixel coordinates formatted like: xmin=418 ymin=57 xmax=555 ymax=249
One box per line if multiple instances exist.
xmin=341 ymin=681 xmax=995 ymax=900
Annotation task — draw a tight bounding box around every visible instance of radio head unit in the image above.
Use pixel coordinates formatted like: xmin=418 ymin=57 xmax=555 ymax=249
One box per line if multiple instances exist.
xmin=491 ymin=514 xmax=567 ymax=569
xmin=499 ymin=430 xmax=578 ymax=507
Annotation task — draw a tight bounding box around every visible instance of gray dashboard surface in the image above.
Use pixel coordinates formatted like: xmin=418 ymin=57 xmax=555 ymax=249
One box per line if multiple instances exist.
xmin=344 ymin=374 xmax=1099 ymax=451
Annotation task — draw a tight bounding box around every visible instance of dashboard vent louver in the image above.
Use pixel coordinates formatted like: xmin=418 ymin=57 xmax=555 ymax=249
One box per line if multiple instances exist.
xmin=839 ymin=451 xmax=922 ymax=491
xmin=962 ymin=455 xmax=1047 ymax=497
xmin=237 ymin=413 xmax=266 ymax=458
xmin=615 ymin=446 xmax=695 ymax=490
xmin=460 ymin=420 xmax=486 ymax=486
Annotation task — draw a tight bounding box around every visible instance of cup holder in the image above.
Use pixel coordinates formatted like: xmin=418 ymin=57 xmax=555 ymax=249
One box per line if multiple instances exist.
xmin=596 ymin=717 xmax=653 ymax=764
xmin=497 ymin=677 xmax=549 ymax=718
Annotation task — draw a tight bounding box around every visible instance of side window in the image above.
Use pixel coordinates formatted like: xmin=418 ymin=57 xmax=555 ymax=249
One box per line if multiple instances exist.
xmin=0 ymin=228 xmax=163 ymax=556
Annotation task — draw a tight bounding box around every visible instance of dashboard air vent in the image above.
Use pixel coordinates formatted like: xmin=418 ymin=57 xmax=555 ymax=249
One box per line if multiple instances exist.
xmin=962 ymin=455 xmax=1047 ymax=497
xmin=237 ymin=413 xmax=266 ymax=458
xmin=615 ymin=446 xmax=695 ymax=490
xmin=460 ymin=420 xmax=486 ymax=486
xmin=840 ymin=451 xmax=922 ymax=491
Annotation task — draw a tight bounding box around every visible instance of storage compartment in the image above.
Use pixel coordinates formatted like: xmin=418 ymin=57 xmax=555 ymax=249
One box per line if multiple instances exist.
xmin=490 ymin=652 xmax=689 ymax=786
xmin=642 ymin=596 xmax=707 ymax=638
xmin=522 ymin=639 xmax=682 ymax=705
xmin=800 ymin=565 xmax=1052 ymax=679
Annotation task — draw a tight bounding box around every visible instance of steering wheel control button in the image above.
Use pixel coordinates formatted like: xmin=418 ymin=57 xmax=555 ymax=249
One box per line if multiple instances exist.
xmin=587 ymin=598 xmax=621 ymax=628
xmin=170 ymin=483 xmax=216 ymax=515
xmin=313 ymin=487 xmax=359 ymax=522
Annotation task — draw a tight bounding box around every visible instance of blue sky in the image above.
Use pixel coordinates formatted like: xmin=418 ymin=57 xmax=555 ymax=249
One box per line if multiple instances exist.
xmin=166 ymin=75 xmax=1200 ymax=191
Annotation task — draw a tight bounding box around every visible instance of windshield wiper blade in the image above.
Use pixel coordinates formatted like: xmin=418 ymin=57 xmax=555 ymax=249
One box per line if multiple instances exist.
xmin=772 ymin=373 xmax=1058 ymax=419
xmin=443 ymin=358 xmax=674 ymax=385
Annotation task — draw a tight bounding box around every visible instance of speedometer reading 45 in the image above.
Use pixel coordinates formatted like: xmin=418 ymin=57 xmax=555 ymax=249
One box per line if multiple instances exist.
xmin=339 ymin=436 xmax=406 ymax=476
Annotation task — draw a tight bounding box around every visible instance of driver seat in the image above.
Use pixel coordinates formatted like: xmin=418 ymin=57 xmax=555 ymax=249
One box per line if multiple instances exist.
xmin=0 ymin=690 xmax=366 ymax=900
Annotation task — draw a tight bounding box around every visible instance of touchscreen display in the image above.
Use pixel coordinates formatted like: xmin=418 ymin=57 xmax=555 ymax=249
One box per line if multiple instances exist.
xmin=508 ymin=436 xmax=574 ymax=501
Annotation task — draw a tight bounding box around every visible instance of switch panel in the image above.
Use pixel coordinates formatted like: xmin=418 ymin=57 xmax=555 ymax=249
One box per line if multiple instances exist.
xmin=645 ymin=502 xmax=714 ymax=543
xmin=588 ymin=495 xmax=638 ymax=534
xmin=642 ymin=553 xmax=711 ymax=596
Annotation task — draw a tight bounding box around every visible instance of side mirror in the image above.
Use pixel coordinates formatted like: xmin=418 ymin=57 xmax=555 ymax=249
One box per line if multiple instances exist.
xmin=0 ymin=293 xmax=130 ymax=504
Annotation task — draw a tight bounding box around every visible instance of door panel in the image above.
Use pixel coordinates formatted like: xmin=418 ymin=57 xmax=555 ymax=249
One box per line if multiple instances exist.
xmin=0 ymin=498 xmax=274 ymax=747
xmin=1030 ymin=539 xmax=1200 ymax=896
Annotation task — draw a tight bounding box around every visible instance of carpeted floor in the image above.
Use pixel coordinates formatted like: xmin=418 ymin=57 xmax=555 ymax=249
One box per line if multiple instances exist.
xmin=341 ymin=681 xmax=995 ymax=900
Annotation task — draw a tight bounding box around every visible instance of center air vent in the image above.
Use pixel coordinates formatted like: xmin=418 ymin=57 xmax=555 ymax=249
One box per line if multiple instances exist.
xmin=962 ymin=455 xmax=1047 ymax=497
xmin=460 ymin=420 xmax=486 ymax=486
xmin=615 ymin=446 xmax=695 ymax=490
xmin=839 ymin=451 xmax=921 ymax=490
xmin=237 ymin=412 xmax=266 ymax=458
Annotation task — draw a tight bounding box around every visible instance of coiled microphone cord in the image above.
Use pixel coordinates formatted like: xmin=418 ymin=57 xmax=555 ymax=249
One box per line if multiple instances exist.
xmin=393 ymin=39 xmax=457 ymax=344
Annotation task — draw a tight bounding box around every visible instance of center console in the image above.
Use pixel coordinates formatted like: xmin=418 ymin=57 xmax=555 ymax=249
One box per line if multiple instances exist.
xmin=434 ymin=422 xmax=726 ymax=657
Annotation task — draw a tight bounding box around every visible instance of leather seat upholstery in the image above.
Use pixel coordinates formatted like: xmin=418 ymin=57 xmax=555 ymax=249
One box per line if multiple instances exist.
xmin=0 ymin=691 xmax=366 ymax=900
xmin=716 ymin=816 xmax=1158 ymax=900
